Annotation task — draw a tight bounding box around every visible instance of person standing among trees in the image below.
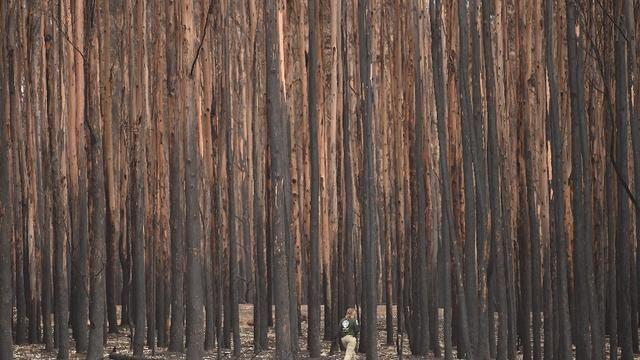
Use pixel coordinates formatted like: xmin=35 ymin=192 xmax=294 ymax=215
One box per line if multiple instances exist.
xmin=336 ymin=308 xmax=360 ymax=360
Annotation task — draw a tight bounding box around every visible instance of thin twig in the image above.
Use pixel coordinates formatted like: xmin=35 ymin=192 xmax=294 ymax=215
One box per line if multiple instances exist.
xmin=575 ymin=0 xmax=629 ymax=43
xmin=47 ymin=10 xmax=86 ymax=62
xmin=189 ymin=0 xmax=214 ymax=77
xmin=601 ymin=75 xmax=640 ymax=213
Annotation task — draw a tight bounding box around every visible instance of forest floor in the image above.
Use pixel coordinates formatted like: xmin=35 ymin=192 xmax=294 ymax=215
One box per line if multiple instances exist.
xmin=14 ymin=305 xmax=437 ymax=359
xmin=13 ymin=304 xmax=635 ymax=359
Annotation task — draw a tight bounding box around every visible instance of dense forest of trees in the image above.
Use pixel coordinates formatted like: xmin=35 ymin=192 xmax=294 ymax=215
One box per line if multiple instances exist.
xmin=1 ymin=0 xmax=640 ymax=359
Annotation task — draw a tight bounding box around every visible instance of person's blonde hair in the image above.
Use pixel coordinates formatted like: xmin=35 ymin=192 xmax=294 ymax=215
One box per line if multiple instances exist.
xmin=345 ymin=307 xmax=356 ymax=319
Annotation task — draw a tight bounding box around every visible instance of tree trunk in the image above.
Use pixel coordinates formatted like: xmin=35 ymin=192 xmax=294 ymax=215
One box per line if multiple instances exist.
xmin=98 ymin=0 xmax=119 ymax=335
xmin=42 ymin=5 xmax=58 ymax=351
xmin=565 ymin=0 xmax=603 ymax=358
xmin=456 ymin=0 xmax=480 ymax=356
xmin=252 ymin=17 xmax=268 ymax=348
xmin=223 ymin=1 xmax=241 ymax=355
xmin=131 ymin=0 xmax=148 ymax=355
xmin=358 ymin=0 xmax=378 ymax=358
xmin=525 ymin=128 xmax=542 ymax=360
xmin=180 ymin=0 xmax=205 ymax=358
xmin=614 ymin=1 xmax=633 ymax=357
xmin=166 ymin=0 xmax=185 ymax=352
xmin=71 ymin=0 xmax=90 ymax=351
xmin=625 ymin=0 xmax=640 ymax=354
xmin=480 ymin=0 xmax=510 ymax=358
xmin=545 ymin=0 xmax=572 ymax=357
xmin=86 ymin=2 xmax=107 ymax=355
xmin=411 ymin=3 xmax=430 ymax=355
xmin=0 ymin=0 xmax=14 ymax=354
xmin=307 ymin=0 xmax=321 ymax=357
xmin=265 ymin=0 xmax=296 ymax=357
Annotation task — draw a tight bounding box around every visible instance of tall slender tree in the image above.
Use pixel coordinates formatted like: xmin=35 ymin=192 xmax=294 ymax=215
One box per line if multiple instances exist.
xmin=545 ymin=0 xmax=572 ymax=358
xmin=180 ymin=0 xmax=205 ymax=358
xmin=265 ymin=0 xmax=295 ymax=357
xmin=614 ymin=0 xmax=633 ymax=357
xmin=223 ymin=1 xmax=241 ymax=355
xmin=0 ymin=1 xmax=14 ymax=356
xmin=251 ymin=1 xmax=268 ymax=351
xmin=341 ymin=0 xmax=355 ymax=313
xmin=167 ymin=0 xmax=185 ymax=352
xmin=42 ymin=6 xmax=58 ymax=351
xmin=71 ymin=0 xmax=90 ymax=350
xmin=100 ymin=0 xmax=119 ymax=335
xmin=456 ymin=1 xmax=479 ymax=356
xmin=358 ymin=0 xmax=378 ymax=358
xmin=307 ymin=0 xmax=321 ymax=357
xmin=131 ymin=0 xmax=148 ymax=355
xmin=411 ymin=2 xmax=430 ymax=355
xmin=86 ymin=0 xmax=107 ymax=357
xmin=480 ymin=0 xmax=510 ymax=358
xmin=566 ymin=0 xmax=603 ymax=358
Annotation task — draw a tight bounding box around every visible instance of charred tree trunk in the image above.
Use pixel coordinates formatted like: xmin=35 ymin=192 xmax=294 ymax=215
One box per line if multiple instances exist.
xmin=252 ymin=50 xmax=268 ymax=356
xmin=131 ymin=0 xmax=148 ymax=355
xmin=265 ymin=0 xmax=296 ymax=357
xmin=71 ymin=0 xmax=90 ymax=350
xmin=42 ymin=8 xmax=57 ymax=351
xmin=167 ymin=0 xmax=185 ymax=352
xmin=251 ymin=4 xmax=268 ymax=351
xmin=358 ymin=0 xmax=378 ymax=358
xmin=342 ymin=0 xmax=355 ymax=312
xmin=614 ymin=1 xmax=633 ymax=357
xmin=98 ymin=0 xmax=119 ymax=336
xmin=469 ymin=0 xmax=491 ymax=354
xmin=456 ymin=0 xmax=480 ymax=356
xmin=525 ymin=129 xmax=542 ymax=360
xmin=625 ymin=0 xmax=640 ymax=353
xmin=307 ymin=0 xmax=321 ymax=357
xmin=0 ymin=1 xmax=14 ymax=354
xmin=565 ymin=0 xmax=603 ymax=358
xmin=545 ymin=0 xmax=572 ymax=357
xmin=411 ymin=3 xmax=430 ymax=355
xmin=480 ymin=0 xmax=510 ymax=358
xmin=181 ymin=0 xmax=205 ymax=358
xmin=223 ymin=1 xmax=241 ymax=355
xmin=86 ymin=1 xmax=107 ymax=357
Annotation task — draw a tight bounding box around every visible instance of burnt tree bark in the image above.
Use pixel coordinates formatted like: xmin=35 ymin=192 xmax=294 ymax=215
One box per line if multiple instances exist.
xmin=265 ymin=0 xmax=296 ymax=357
xmin=565 ymin=0 xmax=603 ymax=358
xmin=480 ymin=0 xmax=510 ymax=358
xmin=0 ymin=0 xmax=14 ymax=355
xmin=307 ymin=0 xmax=322 ymax=357
xmin=223 ymin=1 xmax=241 ymax=355
xmin=181 ymin=0 xmax=205 ymax=358
xmin=545 ymin=0 xmax=572 ymax=357
xmin=167 ymin=0 xmax=185 ymax=352
xmin=131 ymin=0 xmax=148 ymax=355
xmin=251 ymin=3 xmax=268 ymax=351
xmin=411 ymin=3 xmax=430 ymax=355
xmin=456 ymin=0 xmax=480 ymax=355
xmin=614 ymin=0 xmax=633 ymax=357
xmin=358 ymin=0 xmax=378 ymax=358
xmin=86 ymin=0 xmax=107 ymax=357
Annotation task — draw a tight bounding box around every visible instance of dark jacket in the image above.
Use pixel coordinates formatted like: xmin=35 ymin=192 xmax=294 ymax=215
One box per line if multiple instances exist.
xmin=337 ymin=317 xmax=359 ymax=338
